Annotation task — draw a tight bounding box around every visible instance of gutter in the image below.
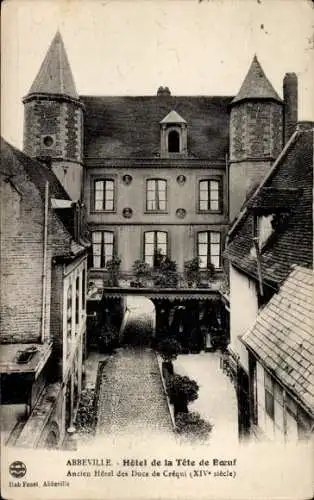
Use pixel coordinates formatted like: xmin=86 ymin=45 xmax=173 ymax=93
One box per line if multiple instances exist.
xmin=41 ymin=181 xmax=49 ymax=342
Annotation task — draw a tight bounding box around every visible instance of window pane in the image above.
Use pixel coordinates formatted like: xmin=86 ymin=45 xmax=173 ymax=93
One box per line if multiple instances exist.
xmin=159 ymin=200 xmax=166 ymax=210
xmin=210 ymin=255 xmax=220 ymax=268
xmin=199 ymin=181 xmax=208 ymax=191
xmin=157 ymin=232 xmax=167 ymax=244
xmin=93 ymin=256 xmax=101 ymax=268
xmin=145 ymin=255 xmax=154 ymax=267
xmin=199 ymin=200 xmax=208 ymax=211
xmin=158 ymin=180 xmax=166 ymax=191
xmin=198 ymin=232 xmax=207 ymax=244
xmin=94 ymin=245 xmax=101 ymax=256
xmin=105 ymin=199 xmax=114 ymax=210
xmin=106 ymin=180 xmax=114 ymax=191
xmin=147 ymin=180 xmax=154 ymax=190
xmin=145 ymin=232 xmax=154 ymax=244
xmin=147 ymin=190 xmax=155 ymax=200
xmin=92 ymin=232 xmax=102 ymax=243
xmin=95 ymin=200 xmax=103 ymax=211
xmin=95 ymin=190 xmax=104 ymax=200
xmin=198 ymin=243 xmax=208 ymax=256
xmin=210 ymin=232 xmax=221 ymax=244
xmin=95 ymin=181 xmax=104 ymax=191
xmin=210 ymin=200 xmax=219 ymax=210
xmin=104 ymin=232 xmax=114 ymax=244
xmin=199 ymin=256 xmax=207 ymax=268
xmin=210 ymin=180 xmax=219 ymax=193
xmin=145 ymin=243 xmax=154 ymax=255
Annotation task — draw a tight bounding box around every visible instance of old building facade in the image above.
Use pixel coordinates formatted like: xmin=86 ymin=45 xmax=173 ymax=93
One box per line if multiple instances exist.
xmin=2 ymin=30 xmax=310 ymax=446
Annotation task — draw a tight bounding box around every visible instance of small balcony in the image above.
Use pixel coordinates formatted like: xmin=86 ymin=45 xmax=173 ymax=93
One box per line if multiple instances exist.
xmin=88 ymin=268 xmax=224 ymax=293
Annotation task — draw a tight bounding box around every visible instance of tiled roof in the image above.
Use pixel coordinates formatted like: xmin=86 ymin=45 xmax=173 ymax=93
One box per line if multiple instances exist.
xmin=81 ymin=95 xmax=232 ymax=159
xmin=247 ymin=187 xmax=302 ymax=214
xmin=242 ymin=266 xmax=314 ymax=416
xmin=232 ymin=55 xmax=282 ymax=105
xmin=26 ymin=31 xmax=79 ymax=99
xmin=226 ymin=129 xmax=313 ymax=288
xmin=1 ymin=137 xmax=70 ymax=202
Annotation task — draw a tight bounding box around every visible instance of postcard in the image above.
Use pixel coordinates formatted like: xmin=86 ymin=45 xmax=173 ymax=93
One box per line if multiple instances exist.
xmin=1 ymin=1 xmax=313 ymax=499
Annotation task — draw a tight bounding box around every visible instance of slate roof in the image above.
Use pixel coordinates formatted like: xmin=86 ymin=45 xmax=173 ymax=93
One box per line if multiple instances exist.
xmin=26 ymin=31 xmax=79 ymax=99
xmin=241 ymin=266 xmax=314 ymax=416
xmin=1 ymin=137 xmax=70 ymax=202
xmin=247 ymin=187 xmax=302 ymax=214
xmin=226 ymin=129 xmax=313 ymax=288
xmin=81 ymin=95 xmax=232 ymax=159
xmin=232 ymin=55 xmax=282 ymax=105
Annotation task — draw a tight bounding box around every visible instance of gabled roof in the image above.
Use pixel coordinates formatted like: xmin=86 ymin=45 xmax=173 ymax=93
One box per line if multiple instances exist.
xmin=81 ymin=95 xmax=232 ymax=159
xmin=232 ymin=55 xmax=282 ymax=105
xmin=1 ymin=137 xmax=70 ymax=202
xmin=1 ymin=137 xmax=88 ymax=258
xmin=226 ymin=128 xmax=313 ymax=288
xmin=160 ymin=110 xmax=187 ymax=124
xmin=26 ymin=31 xmax=79 ymax=99
xmin=242 ymin=266 xmax=314 ymax=416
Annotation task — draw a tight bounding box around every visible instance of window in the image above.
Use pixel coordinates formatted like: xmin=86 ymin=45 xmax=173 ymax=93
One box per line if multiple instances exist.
xmin=75 ymin=276 xmax=80 ymax=325
xmin=265 ymin=372 xmax=275 ymax=420
xmin=66 ymin=285 xmax=72 ymax=356
xmin=199 ymin=180 xmax=221 ymax=211
xmin=144 ymin=231 xmax=168 ymax=267
xmin=94 ymin=180 xmax=114 ymax=211
xmin=92 ymin=231 xmax=114 ymax=268
xmin=146 ymin=179 xmax=167 ymax=211
xmin=168 ymin=130 xmax=180 ymax=152
xmin=81 ymin=268 xmax=86 ymax=310
xmin=197 ymin=231 xmax=221 ymax=269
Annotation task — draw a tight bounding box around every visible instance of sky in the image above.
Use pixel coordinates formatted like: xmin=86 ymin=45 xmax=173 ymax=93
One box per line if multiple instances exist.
xmin=1 ymin=0 xmax=314 ymax=149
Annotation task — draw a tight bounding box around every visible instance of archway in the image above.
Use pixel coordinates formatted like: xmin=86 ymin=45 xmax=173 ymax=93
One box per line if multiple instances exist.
xmin=122 ymin=296 xmax=156 ymax=346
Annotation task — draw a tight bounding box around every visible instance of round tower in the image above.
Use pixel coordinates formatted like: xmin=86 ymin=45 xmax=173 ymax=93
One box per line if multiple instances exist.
xmin=23 ymin=31 xmax=84 ymax=201
xmin=229 ymin=55 xmax=283 ymax=220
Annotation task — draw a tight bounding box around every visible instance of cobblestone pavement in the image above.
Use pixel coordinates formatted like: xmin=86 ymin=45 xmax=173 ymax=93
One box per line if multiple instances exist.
xmin=96 ymin=303 xmax=173 ymax=438
xmin=96 ymin=348 xmax=173 ymax=437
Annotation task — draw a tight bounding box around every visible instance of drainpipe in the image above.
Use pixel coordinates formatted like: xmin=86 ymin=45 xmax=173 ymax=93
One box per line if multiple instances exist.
xmin=41 ymin=181 xmax=49 ymax=342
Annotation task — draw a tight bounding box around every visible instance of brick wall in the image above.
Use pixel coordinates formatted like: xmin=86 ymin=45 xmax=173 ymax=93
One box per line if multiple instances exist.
xmin=23 ymin=99 xmax=83 ymax=164
xmin=0 ymin=158 xmax=73 ymax=344
xmin=230 ymin=101 xmax=283 ymax=161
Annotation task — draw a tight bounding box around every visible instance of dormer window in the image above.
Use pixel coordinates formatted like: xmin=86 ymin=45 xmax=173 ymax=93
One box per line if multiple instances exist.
xmin=160 ymin=110 xmax=187 ymax=158
xmin=168 ymin=130 xmax=180 ymax=153
xmin=248 ymin=187 xmax=301 ymax=257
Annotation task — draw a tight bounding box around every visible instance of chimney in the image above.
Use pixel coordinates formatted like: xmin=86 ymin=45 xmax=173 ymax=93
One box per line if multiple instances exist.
xmin=157 ymin=86 xmax=171 ymax=97
xmin=283 ymin=73 xmax=298 ymax=144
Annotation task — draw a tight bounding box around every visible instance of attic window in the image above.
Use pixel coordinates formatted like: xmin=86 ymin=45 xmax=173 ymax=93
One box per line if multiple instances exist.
xmin=168 ymin=130 xmax=180 ymax=152
xmin=160 ymin=110 xmax=187 ymax=158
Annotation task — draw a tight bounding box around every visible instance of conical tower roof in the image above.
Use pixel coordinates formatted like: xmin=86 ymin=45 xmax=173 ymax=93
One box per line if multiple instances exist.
xmin=27 ymin=31 xmax=79 ymax=99
xmin=232 ymin=55 xmax=281 ymax=105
